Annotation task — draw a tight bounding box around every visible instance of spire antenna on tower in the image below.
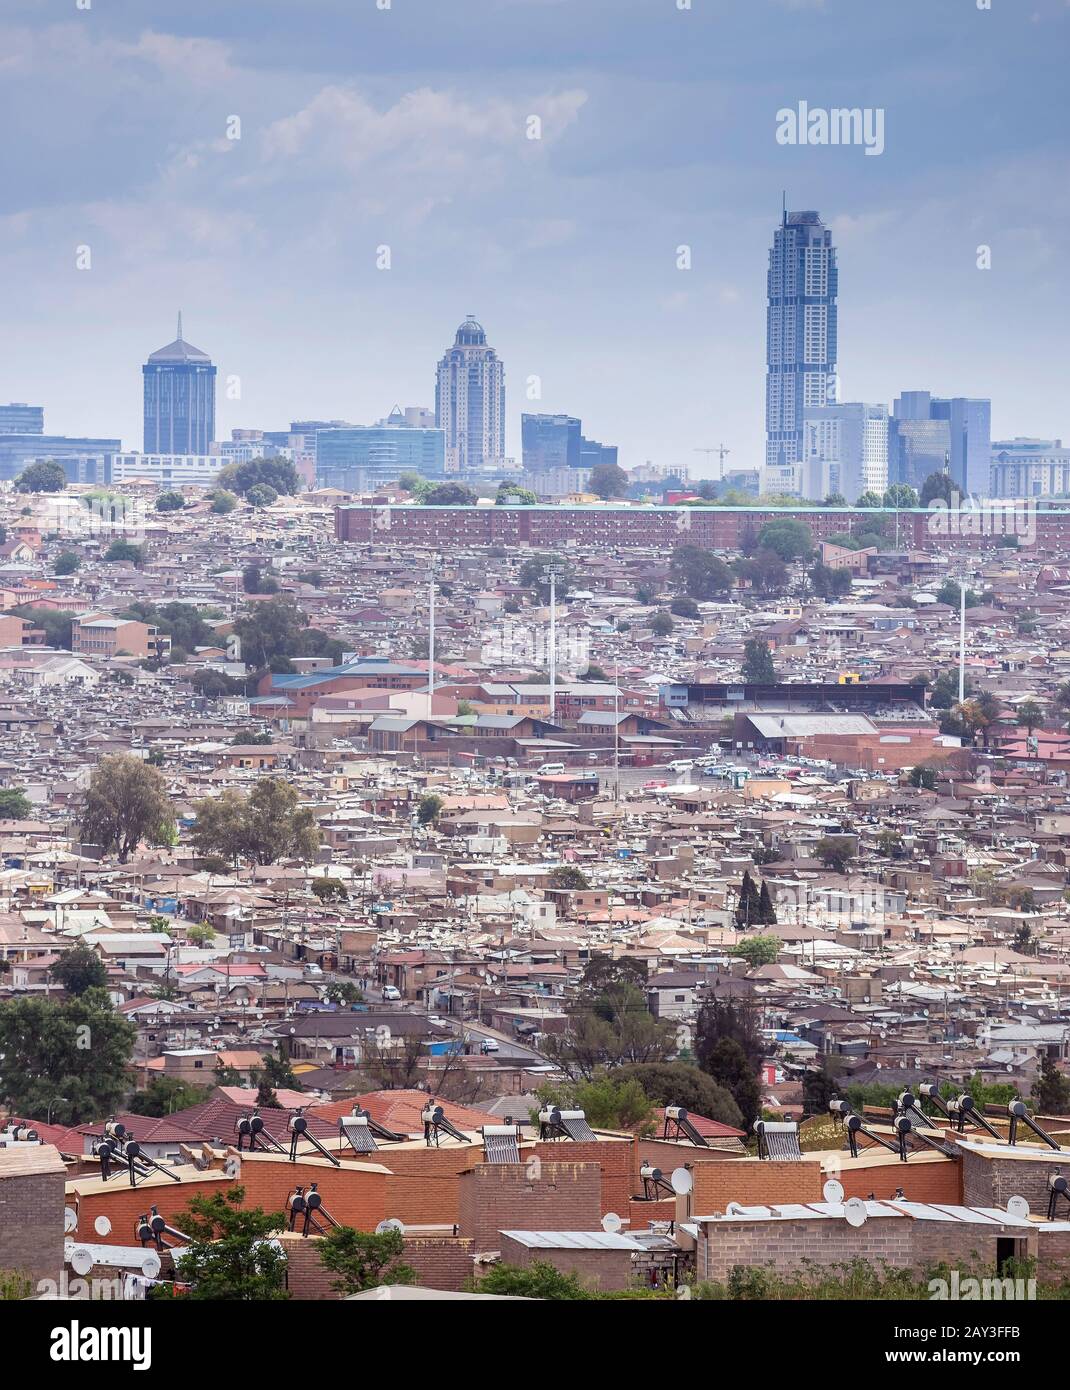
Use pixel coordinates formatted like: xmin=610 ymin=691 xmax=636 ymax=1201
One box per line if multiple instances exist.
xmin=177 ymin=311 xmax=183 ymax=340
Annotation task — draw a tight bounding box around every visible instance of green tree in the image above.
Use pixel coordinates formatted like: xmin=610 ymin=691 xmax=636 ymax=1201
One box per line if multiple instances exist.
xmin=496 ymin=481 xmax=538 ymax=505
xmin=128 ymin=1076 xmax=212 ymax=1117
xmin=549 ymin=865 xmax=591 ymax=891
xmin=49 ymin=944 xmax=108 ymax=996
xmin=755 ymin=518 xmax=813 ymax=561
xmin=1032 ymin=1055 xmax=1070 ymax=1115
xmin=909 ymin=764 xmax=938 ymax=790
xmin=162 ymin=1187 xmax=289 ymax=1301
xmin=192 ymin=780 xmax=320 ymax=866
xmin=935 ymin=580 xmax=980 ymax=609
xmin=734 ymin=870 xmax=762 ymax=929
xmin=517 ymin=555 xmax=575 ymax=604
xmin=612 ymin=1062 xmax=743 ymax=1129
xmin=701 ymin=1037 xmax=762 ymax=1133
xmin=476 ymin=1258 xmax=588 ymax=1299
xmin=816 ymin=838 xmax=853 ymax=873
xmin=803 ymin=1059 xmax=846 ymax=1116
xmin=317 ymin=1226 xmax=416 ymax=1295
xmin=209 ymin=489 xmax=237 ymax=514
xmin=823 ymin=493 xmax=848 ymax=507
xmin=0 ymin=990 xmax=135 ymax=1124
xmin=311 ymin=877 xmax=348 ymax=902
xmin=5 ymin=605 xmax=74 ymax=649
xmin=417 ymin=793 xmax=444 ymax=825
xmin=15 ymin=460 xmax=67 ymax=492
xmin=535 ymin=1074 xmax=655 ymax=1133
xmin=588 ymin=462 xmax=629 ymax=500
xmin=81 ymin=753 xmax=173 ymax=861
xmin=734 ymin=549 xmax=789 ymax=593
xmin=650 ymin=611 xmax=674 ymax=637
xmin=246 ymin=484 xmax=278 ymax=508
xmin=324 ymin=980 xmax=363 ymax=1006
xmin=1016 ymin=700 xmax=1045 ymax=736
xmin=423 ymin=481 xmax=476 ymax=505
xmin=543 ymin=982 xmax=675 ymax=1080
xmin=855 ymin=491 xmax=884 ymax=508
xmin=216 ymin=456 xmax=299 ymax=498
xmin=103 ymin=539 xmax=142 ymax=565
xmin=742 ymin=637 xmax=775 ymax=684
xmin=185 ymin=923 xmax=217 ymax=947
xmin=883 ymin=484 xmax=918 ymax=508
xmin=877 ymin=830 xmax=906 ymax=859
xmin=155 ymin=491 xmax=186 ymax=512
xmin=670 ymin=596 xmax=700 ymax=619
xmin=810 ymin=563 xmax=852 ymax=598
xmin=734 ymin=934 xmax=779 ymax=968
xmin=0 ymin=787 xmax=31 ymax=819
xmin=53 ymin=551 xmax=82 ymax=575
xmin=919 ymin=472 xmax=954 ymax=506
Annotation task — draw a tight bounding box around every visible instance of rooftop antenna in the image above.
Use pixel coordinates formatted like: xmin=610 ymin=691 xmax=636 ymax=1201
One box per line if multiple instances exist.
xmin=662 ymin=1105 xmax=710 ymax=1148
xmin=177 ymin=310 xmax=183 ymax=341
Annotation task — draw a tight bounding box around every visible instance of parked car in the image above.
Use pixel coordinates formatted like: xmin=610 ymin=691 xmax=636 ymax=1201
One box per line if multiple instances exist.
xmin=382 ymin=985 xmax=401 ymax=1001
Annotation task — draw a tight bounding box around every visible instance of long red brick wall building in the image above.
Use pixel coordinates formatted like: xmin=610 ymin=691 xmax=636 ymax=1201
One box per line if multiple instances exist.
xmin=335 ymin=502 xmax=1070 ymax=552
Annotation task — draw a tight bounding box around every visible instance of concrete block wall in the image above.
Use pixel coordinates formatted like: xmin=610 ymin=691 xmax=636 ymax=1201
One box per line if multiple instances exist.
xmin=499 ymin=1234 xmax=636 ymax=1292
xmin=457 ymin=1161 xmax=602 ymax=1253
xmin=0 ymin=1147 xmax=67 ymax=1288
xmin=282 ymin=1231 xmax=476 ymax=1298
xmin=961 ymin=1148 xmax=1070 ymax=1214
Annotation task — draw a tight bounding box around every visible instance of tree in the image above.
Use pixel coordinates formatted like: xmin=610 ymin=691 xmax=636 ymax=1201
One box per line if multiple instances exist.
xmin=883 ymin=484 xmax=917 ymax=508
xmin=317 ymin=1226 xmax=415 ymax=1295
xmin=877 ymin=830 xmax=906 ymax=859
xmin=246 ymin=484 xmax=278 ymax=508
xmin=757 ymin=880 xmax=777 ymax=925
xmin=324 ymin=980 xmax=363 ymax=1006
xmin=549 ymin=865 xmax=591 ymax=891
xmin=496 ymin=481 xmax=537 ymax=505
xmin=164 ymin=1187 xmax=289 ymax=1301
xmin=755 ymin=518 xmax=813 ymax=561
xmin=14 ymin=460 xmax=66 ymax=492
xmin=6 ymin=605 xmax=74 ymax=649
xmin=81 ymin=754 xmax=173 ymax=861
xmin=734 ymin=549 xmax=789 ymax=593
xmin=650 ymin=611 xmax=674 ymax=637
xmin=155 ymin=491 xmax=186 ymax=512
xmin=816 ymin=838 xmax=853 ymax=873
xmin=423 ymin=482 xmax=476 ymax=506
xmin=909 ymin=765 xmax=938 ymax=790
xmin=588 ymin=462 xmax=629 ymax=500
xmin=0 ymin=990 xmax=135 ymax=1124
xmin=810 ymin=563 xmax=852 ymax=598
xmin=734 ymin=871 xmax=762 ymax=929
xmin=742 ymin=638 xmax=775 ymax=684
xmin=667 ymin=544 xmax=733 ymax=600
xmin=477 ymin=1258 xmax=588 ymax=1300
xmin=1016 ymin=700 xmax=1045 ymax=736
xmin=49 ymin=944 xmax=108 ymax=996
xmin=311 ymin=877 xmax=348 ymax=902
xmin=694 ymin=996 xmax=764 ymax=1077
xmin=129 ymin=1076 xmax=212 ymax=1117
xmin=935 ymin=580 xmax=980 ymax=609
xmin=0 ymin=787 xmax=31 ymax=819
xmin=701 ymin=1038 xmax=762 ymax=1133
xmin=518 ymin=555 xmax=575 ymax=605
xmin=103 ymin=539 xmax=142 ymax=565
xmin=53 ymin=551 xmax=82 ymax=575
xmin=185 ymin=923 xmax=216 ymax=947
xmin=1012 ymin=925 xmax=1035 ymax=956
xmin=919 ymin=472 xmax=954 ymax=507
xmin=670 ymin=596 xmax=700 ymax=619
xmin=121 ymin=600 xmax=217 ymax=653
xmin=734 ymin=935 xmax=779 ymax=968
xmin=543 ymin=981 xmax=675 ymax=1080
xmin=612 ymin=1061 xmax=743 ymax=1128
xmin=209 ymin=489 xmax=237 ymax=514
xmin=192 ymin=780 xmax=320 ymax=866
xmin=579 ymin=955 xmax=648 ymax=994
xmin=1032 ymin=1055 xmax=1070 ymax=1115
xmin=535 ymin=1074 xmax=655 ymax=1133
xmin=803 ymin=1059 xmax=846 ymax=1116
xmin=855 ymin=491 xmax=884 ymax=508
xmin=823 ymin=493 xmax=848 ymax=507
xmin=417 ymin=793 xmax=444 ymax=825
xmin=216 ymin=456 xmax=299 ymax=498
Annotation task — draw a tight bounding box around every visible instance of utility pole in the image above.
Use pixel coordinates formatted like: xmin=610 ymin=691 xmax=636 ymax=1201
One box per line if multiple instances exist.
xmin=427 ymin=562 xmax=437 ymax=723
xmin=547 ymin=564 xmax=561 ymax=723
xmin=958 ymin=579 xmax=967 ymax=704
xmin=613 ymin=619 xmax=621 ymax=802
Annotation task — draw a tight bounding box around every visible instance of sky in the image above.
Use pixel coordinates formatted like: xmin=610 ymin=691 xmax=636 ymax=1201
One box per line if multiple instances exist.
xmin=2 ymin=0 xmax=1068 ymax=476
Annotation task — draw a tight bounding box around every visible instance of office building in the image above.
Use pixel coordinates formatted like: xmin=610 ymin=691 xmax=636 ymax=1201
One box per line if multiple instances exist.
xmin=521 ymin=413 xmax=619 ymax=473
xmin=435 ymin=317 xmax=505 ymax=473
xmin=801 ymin=403 xmax=888 ymax=502
xmin=106 ymin=453 xmax=225 ymax=487
xmin=142 ymin=315 xmax=217 ymax=455
xmin=0 ymin=434 xmax=121 ymax=482
xmin=766 ymin=210 xmax=838 ymax=472
xmin=890 ymin=391 xmax=990 ymax=495
xmin=990 ymin=439 xmax=1070 ymax=498
xmin=0 ymin=404 xmax=44 ymax=435
xmin=316 ymin=421 xmax=445 ymax=490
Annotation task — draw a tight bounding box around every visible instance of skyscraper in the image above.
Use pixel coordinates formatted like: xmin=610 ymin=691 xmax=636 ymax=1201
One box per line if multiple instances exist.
xmin=435 ymin=317 xmax=505 ymax=473
xmin=766 ymin=209 xmax=838 ymax=473
xmin=889 ymin=390 xmax=991 ymax=494
xmin=142 ymin=314 xmax=217 ymax=455
xmin=801 ymin=403 xmax=888 ymax=503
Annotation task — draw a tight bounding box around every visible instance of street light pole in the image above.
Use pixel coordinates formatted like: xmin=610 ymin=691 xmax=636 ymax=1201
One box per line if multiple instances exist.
xmin=547 ymin=565 xmax=561 ymax=723
xmin=427 ymin=562 xmax=436 ymax=722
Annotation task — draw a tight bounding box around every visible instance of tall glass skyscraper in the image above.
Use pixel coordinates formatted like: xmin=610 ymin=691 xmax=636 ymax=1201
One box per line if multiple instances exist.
xmin=435 ymin=317 xmax=505 ymax=473
xmin=142 ymin=315 xmax=217 ymax=455
xmin=766 ymin=210 xmax=838 ymax=472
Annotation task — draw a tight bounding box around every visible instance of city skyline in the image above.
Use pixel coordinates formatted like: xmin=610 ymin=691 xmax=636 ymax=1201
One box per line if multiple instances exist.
xmin=1 ymin=0 xmax=1067 ymax=473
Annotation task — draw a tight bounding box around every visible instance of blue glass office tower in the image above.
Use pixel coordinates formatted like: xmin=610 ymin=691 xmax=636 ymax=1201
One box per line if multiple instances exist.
xmin=143 ymin=315 xmax=216 ymax=455
xmin=766 ymin=210 xmax=838 ymax=472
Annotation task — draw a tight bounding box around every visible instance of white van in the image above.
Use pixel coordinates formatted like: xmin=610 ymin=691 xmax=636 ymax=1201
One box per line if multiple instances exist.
xmin=536 ymin=762 xmax=565 ymax=776
xmin=668 ymin=759 xmax=695 ymax=774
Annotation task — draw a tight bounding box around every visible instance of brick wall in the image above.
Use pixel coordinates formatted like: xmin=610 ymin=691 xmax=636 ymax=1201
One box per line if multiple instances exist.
xmin=690 ymin=1158 xmax=824 ymax=1214
xmin=499 ymin=1234 xmax=636 ymax=1292
xmin=533 ymin=1136 xmax=635 ymax=1217
xmin=381 ymin=1145 xmax=477 ymax=1226
xmin=282 ymin=1231 xmax=475 ymax=1298
xmin=0 ymin=1146 xmax=66 ymax=1288
xmin=961 ymin=1148 xmax=1070 ymax=1215
xmin=837 ymin=1155 xmax=962 ymax=1205
xmin=457 ymin=1162 xmax=602 ymax=1253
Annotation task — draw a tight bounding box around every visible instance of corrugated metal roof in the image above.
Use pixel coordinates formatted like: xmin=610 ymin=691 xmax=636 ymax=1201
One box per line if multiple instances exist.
xmin=499 ymin=1230 xmax=643 ymax=1251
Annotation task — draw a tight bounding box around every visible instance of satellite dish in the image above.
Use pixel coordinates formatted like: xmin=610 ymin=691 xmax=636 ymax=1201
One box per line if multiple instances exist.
xmin=602 ymin=1212 xmax=622 ymax=1233
xmin=141 ymin=1252 xmax=162 ymax=1280
xmin=1007 ymin=1195 xmax=1030 ymax=1220
xmin=376 ymin=1218 xmax=405 ymax=1235
xmin=844 ymin=1197 xmax=868 ymax=1228
xmin=670 ymin=1167 xmax=693 ymax=1195
xmin=823 ymin=1179 xmax=845 ymax=1204
xmin=94 ymin=1216 xmax=112 ymax=1237
xmin=63 ymin=1207 xmax=78 ymax=1233
xmin=70 ymin=1247 xmax=93 ymax=1277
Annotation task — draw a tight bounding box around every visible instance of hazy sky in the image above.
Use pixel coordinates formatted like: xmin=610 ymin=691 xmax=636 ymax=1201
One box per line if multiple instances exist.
xmin=2 ymin=0 xmax=1068 ymax=475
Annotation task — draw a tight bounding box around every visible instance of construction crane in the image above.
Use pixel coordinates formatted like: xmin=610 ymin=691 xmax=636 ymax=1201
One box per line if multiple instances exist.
xmin=693 ymin=444 xmax=731 ymax=480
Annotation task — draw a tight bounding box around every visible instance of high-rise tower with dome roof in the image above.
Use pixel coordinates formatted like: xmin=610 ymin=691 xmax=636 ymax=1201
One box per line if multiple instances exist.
xmin=435 ymin=316 xmax=505 ymax=473
xmin=142 ymin=313 xmax=217 ymax=454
